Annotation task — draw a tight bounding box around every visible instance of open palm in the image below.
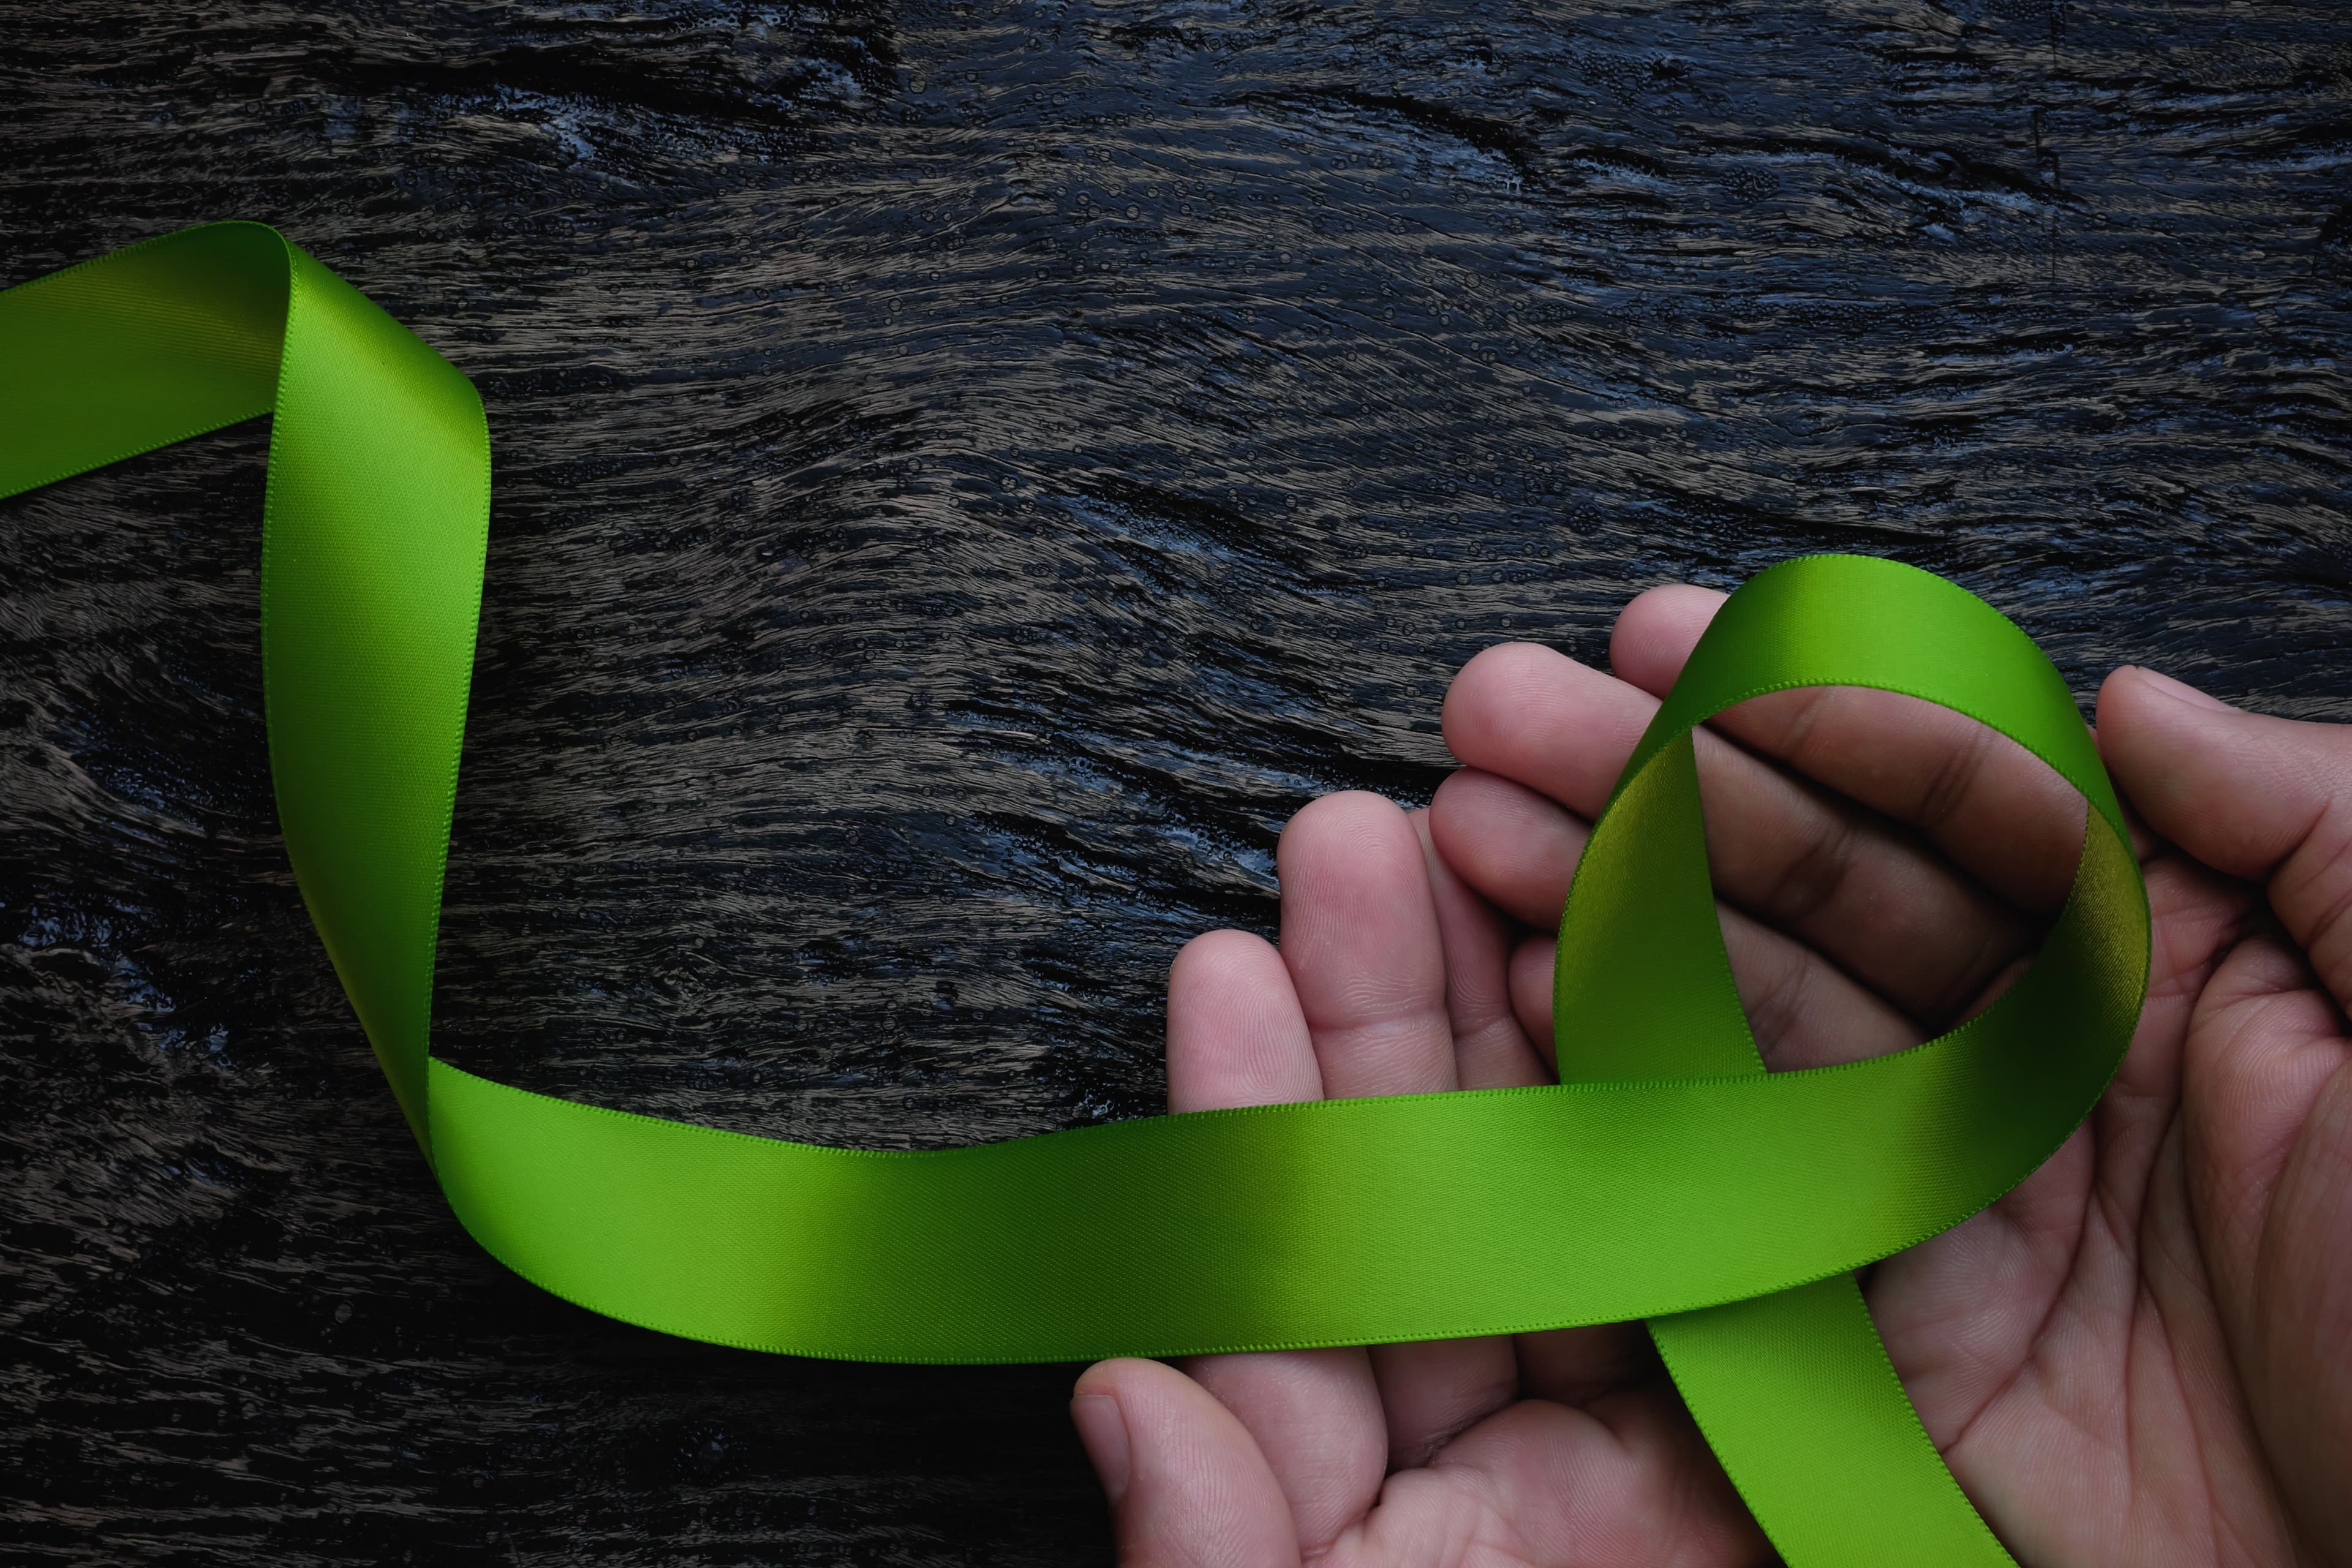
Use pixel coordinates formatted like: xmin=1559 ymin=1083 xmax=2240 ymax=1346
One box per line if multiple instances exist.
xmin=1068 ymin=584 xmax=2351 ymax=1567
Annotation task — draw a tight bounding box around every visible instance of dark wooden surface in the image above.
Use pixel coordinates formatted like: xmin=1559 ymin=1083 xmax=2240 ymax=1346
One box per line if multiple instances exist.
xmin=4 ymin=2 xmax=2349 ymax=1562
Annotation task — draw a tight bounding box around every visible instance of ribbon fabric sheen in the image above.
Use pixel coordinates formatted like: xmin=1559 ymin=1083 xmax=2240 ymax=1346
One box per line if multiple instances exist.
xmin=2 ymin=224 xmax=2150 ymax=1567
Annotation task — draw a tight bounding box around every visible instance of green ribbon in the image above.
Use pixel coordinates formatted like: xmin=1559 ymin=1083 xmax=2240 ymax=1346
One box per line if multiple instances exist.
xmin=3 ymin=223 xmax=2149 ymax=1566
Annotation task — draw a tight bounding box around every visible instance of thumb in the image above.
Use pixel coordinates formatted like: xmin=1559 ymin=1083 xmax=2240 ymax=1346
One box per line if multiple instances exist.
xmin=2095 ymin=665 xmax=2352 ymax=1010
xmin=1071 ymin=1359 xmax=1301 ymax=1568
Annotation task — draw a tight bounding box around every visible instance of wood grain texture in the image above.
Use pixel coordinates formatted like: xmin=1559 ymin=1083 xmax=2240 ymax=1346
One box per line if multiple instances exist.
xmin=2 ymin=1 xmax=2348 ymax=1561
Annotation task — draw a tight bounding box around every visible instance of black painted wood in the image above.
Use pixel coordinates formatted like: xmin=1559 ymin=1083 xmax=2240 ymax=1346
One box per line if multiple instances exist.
xmin=4 ymin=2 xmax=2348 ymax=1561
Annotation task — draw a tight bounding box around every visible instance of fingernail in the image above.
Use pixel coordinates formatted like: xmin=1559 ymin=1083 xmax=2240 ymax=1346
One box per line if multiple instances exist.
xmin=1071 ymin=1392 xmax=1131 ymax=1506
xmin=2129 ymin=666 xmax=2234 ymax=712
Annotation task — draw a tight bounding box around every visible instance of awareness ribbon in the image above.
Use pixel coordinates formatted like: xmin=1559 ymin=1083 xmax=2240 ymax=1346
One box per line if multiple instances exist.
xmin=2 ymin=224 xmax=2149 ymax=1566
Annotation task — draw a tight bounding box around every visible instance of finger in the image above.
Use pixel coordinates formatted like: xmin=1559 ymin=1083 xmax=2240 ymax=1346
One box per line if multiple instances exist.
xmin=1438 ymin=641 xmax=1654 ymax=824
xmin=1163 ymin=930 xmax=1385 ymax=1552
xmin=1444 ymin=637 xmax=2052 ymax=1034
xmin=1278 ymin=795 xmax=1528 ymax=1469
xmin=1411 ymin=810 xmax=1548 ymax=1092
xmin=1507 ymin=921 xmax=1919 ymax=1077
xmin=1427 ymin=767 xmax=1589 ymax=931
xmin=1507 ymin=933 xmax=1553 ymax=1049
xmin=1180 ymin=1349 xmax=1384 ymax=1554
xmin=1166 ymin=930 xmax=1321 ymax=1113
xmin=1276 ymin=791 xmax=1457 ymax=1098
xmin=2097 ymin=665 xmax=2352 ymax=1012
xmin=1072 ymin=1358 xmax=1300 ymax=1568
xmin=1613 ymin=584 xmax=2091 ymax=916
xmin=1378 ymin=820 xmax=1550 ymax=1464
xmin=1366 ymin=820 xmax=1536 ymax=1466
xmin=1442 ymin=772 xmax=1921 ymax=1072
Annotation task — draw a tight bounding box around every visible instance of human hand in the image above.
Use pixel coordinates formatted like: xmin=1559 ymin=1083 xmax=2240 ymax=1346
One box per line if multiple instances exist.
xmin=1068 ymin=583 xmax=2351 ymax=1567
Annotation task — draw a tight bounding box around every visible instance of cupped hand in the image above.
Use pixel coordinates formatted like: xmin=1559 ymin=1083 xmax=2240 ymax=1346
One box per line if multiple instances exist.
xmin=1069 ymin=584 xmax=2351 ymax=1568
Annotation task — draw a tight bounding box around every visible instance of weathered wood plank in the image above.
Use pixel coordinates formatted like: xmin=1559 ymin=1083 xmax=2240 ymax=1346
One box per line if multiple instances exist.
xmin=4 ymin=1 xmax=2348 ymax=1560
